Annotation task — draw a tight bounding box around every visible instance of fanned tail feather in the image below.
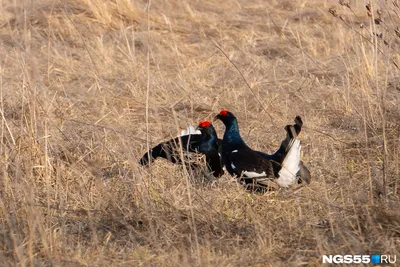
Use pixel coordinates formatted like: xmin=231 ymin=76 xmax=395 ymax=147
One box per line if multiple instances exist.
xmin=139 ymin=133 xmax=202 ymax=166
xmin=180 ymin=125 xmax=201 ymax=136
xmin=275 ymin=124 xmax=301 ymax=187
xmin=139 ymin=143 xmax=174 ymax=166
xmin=276 ymin=137 xmax=301 ymax=187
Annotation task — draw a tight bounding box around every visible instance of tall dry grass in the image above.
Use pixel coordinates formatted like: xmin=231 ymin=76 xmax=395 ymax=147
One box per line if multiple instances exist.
xmin=0 ymin=0 xmax=399 ymax=265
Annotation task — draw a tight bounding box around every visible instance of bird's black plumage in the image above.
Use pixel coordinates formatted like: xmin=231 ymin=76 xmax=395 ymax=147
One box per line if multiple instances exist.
xmin=230 ymin=150 xmax=274 ymax=178
xmin=139 ymin=121 xmax=224 ymax=177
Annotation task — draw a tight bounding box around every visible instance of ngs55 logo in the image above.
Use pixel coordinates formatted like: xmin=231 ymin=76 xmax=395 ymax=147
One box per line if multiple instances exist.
xmin=322 ymin=255 xmax=397 ymax=264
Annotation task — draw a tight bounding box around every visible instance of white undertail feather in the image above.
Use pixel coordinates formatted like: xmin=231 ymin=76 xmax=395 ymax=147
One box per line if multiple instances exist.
xmin=243 ymin=171 xmax=267 ymax=178
xmin=180 ymin=125 xmax=201 ymax=136
xmin=276 ymin=139 xmax=301 ymax=187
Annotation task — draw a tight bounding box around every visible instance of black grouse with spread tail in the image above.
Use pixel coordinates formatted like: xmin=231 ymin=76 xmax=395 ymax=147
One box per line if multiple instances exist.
xmin=139 ymin=120 xmax=223 ymax=177
xmin=215 ymin=110 xmax=306 ymax=187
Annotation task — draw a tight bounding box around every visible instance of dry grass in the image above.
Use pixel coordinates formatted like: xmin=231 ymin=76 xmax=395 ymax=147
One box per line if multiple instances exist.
xmin=0 ymin=0 xmax=399 ymax=265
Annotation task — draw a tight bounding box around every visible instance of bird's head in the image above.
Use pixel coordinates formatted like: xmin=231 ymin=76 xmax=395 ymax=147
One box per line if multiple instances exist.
xmin=214 ymin=109 xmax=237 ymax=126
xmin=196 ymin=120 xmax=215 ymax=136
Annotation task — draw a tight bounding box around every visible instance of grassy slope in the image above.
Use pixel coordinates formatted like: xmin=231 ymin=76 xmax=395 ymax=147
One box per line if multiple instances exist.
xmin=0 ymin=0 xmax=399 ymax=265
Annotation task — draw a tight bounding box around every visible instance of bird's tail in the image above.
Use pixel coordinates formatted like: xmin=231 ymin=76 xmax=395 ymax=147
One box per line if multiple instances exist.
xmin=140 ymin=131 xmax=202 ymax=166
xmin=139 ymin=125 xmax=200 ymax=166
xmin=276 ymin=125 xmax=301 ymax=187
xmin=294 ymin=116 xmax=302 ymax=135
xmin=282 ymin=116 xmax=302 ymax=153
xmin=139 ymin=143 xmax=167 ymax=166
xmin=180 ymin=125 xmax=201 ymax=136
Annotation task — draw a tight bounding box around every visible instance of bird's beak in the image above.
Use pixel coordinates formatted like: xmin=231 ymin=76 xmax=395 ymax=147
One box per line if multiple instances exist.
xmin=213 ymin=114 xmax=220 ymax=122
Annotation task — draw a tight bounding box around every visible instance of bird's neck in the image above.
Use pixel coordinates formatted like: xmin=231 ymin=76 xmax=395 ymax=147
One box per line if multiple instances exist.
xmin=199 ymin=132 xmax=218 ymax=153
xmin=224 ymin=120 xmax=245 ymax=146
xmin=202 ymin=132 xmax=216 ymax=144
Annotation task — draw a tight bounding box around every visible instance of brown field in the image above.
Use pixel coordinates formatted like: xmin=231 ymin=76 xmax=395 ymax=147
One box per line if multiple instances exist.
xmin=0 ymin=0 xmax=399 ymax=266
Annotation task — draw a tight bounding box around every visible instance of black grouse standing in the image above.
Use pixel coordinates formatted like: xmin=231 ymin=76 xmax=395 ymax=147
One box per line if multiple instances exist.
xmin=139 ymin=120 xmax=224 ymax=177
xmin=215 ymin=110 xmax=304 ymax=188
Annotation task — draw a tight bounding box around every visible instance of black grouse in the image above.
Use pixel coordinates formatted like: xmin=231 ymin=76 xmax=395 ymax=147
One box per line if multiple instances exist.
xmin=215 ymin=110 xmax=306 ymax=187
xmin=139 ymin=120 xmax=224 ymax=177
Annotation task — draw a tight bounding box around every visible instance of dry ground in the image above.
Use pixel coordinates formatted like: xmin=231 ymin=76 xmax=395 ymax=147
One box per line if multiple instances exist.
xmin=0 ymin=0 xmax=399 ymax=266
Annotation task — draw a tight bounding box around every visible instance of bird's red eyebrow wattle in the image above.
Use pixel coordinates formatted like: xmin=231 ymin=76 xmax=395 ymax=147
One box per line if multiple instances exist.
xmin=220 ymin=109 xmax=228 ymax=116
xmin=199 ymin=120 xmax=211 ymax=127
